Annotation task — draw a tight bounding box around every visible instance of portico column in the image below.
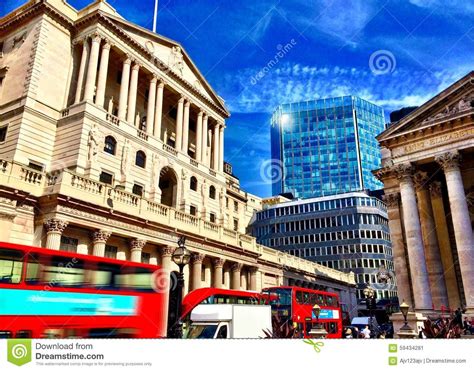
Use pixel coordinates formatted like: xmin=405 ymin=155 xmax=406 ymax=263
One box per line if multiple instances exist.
xmin=182 ymin=101 xmax=190 ymax=155
xmin=414 ymin=171 xmax=449 ymax=309
xmin=91 ymin=230 xmax=112 ymax=257
xmin=127 ymin=63 xmax=140 ymax=124
xmin=213 ymin=124 xmax=219 ymax=171
xmin=44 ymin=219 xmax=68 ymax=250
xmin=429 ymin=181 xmax=461 ymax=309
xmin=196 ymin=111 xmax=203 ymax=161
xmin=146 ymin=76 xmax=157 ymax=135
xmin=207 ymin=129 xmax=212 ymax=168
xmin=130 ymin=238 xmax=146 ymax=263
xmin=240 ymin=269 xmax=248 ymax=290
xmin=118 ymin=57 xmax=132 ymax=120
xmin=213 ymin=258 xmax=225 ymax=289
xmin=191 ymin=253 xmax=205 ymax=290
xmin=394 ymin=163 xmax=432 ymax=311
xmin=74 ymin=39 xmax=89 ymax=104
xmin=231 ymin=262 xmax=243 ymax=290
xmin=201 ymin=114 xmax=208 ymax=163
xmin=383 ymin=193 xmax=413 ymax=308
xmin=154 ymin=81 xmax=164 ymax=139
xmin=436 ymin=151 xmax=474 ymax=312
xmin=175 ymin=96 xmax=184 ymax=151
xmin=219 ymin=125 xmax=224 ymax=173
xmin=95 ymin=40 xmax=111 ymax=107
xmin=249 ymin=267 xmax=259 ymax=291
xmin=83 ymin=34 xmax=101 ymax=102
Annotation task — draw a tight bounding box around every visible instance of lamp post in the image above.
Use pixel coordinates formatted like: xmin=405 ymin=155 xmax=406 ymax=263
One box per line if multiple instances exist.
xmin=169 ymin=236 xmax=191 ymax=339
xmin=397 ymin=301 xmax=417 ymax=339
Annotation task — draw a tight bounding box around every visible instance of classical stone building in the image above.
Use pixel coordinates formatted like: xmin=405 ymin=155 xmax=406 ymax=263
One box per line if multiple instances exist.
xmin=0 ymin=0 xmax=357 ymax=329
xmin=375 ymin=71 xmax=474 ymax=318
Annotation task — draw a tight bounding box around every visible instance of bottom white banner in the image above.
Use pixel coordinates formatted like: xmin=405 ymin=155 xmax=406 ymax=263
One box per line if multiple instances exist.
xmin=0 ymin=339 xmax=472 ymax=371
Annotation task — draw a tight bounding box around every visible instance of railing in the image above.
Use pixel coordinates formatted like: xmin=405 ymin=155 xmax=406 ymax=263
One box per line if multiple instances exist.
xmin=111 ymin=188 xmax=139 ymax=207
xmin=61 ymin=109 xmax=70 ymax=117
xmin=209 ymin=169 xmax=216 ymax=177
xmin=163 ymin=143 xmax=177 ymax=156
xmin=106 ymin=113 xmax=120 ymax=126
xmin=71 ymin=174 xmax=103 ymax=194
xmin=20 ymin=167 xmax=43 ymax=185
xmin=223 ymin=228 xmax=238 ymax=238
xmin=203 ymin=220 xmax=219 ymax=233
xmin=175 ymin=210 xmax=198 ymax=226
xmin=137 ymin=129 xmax=149 ymax=141
xmin=0 ymin=160 xmax=8 ymax=173
xmin=147 ymin=200 xmax=169 ymax=216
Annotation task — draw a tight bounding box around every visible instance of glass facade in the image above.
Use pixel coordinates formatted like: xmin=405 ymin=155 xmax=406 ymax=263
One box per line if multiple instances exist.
xmin=249 ymin=192 xmax=397 ymax=301
xmin=271 ymin=96 xmax=385 ymax=198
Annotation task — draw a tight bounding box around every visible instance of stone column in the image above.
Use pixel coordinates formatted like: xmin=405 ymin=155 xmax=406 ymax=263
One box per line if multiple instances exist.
xmin=91 ymin=230 xmax=112 ymax=257
xmin=146 ymin=76 xmax=157 ymax=135
xmin=44 ymin=219 xmax=68 ymax=250
xmin=204 ymin=263 xmax=212 ymax=287
xmin=201 ymin=114 xmax=208 ymax=164
xmin=231 ymin=262 xmax=242 ymax=290
xmin=175 ymin=96 xmax=184 ymax=151
xmin=207 ymin=129 xmax=212 ymax=168
xmin=74 ymin=39 xmax=89 ymax=104
xmin=127 ymin=63 xmax=140 ymax=124
xmin=154 ymin=81 xmax=164 ymax=139
xmin=249 ymin=267 xmax=259 ymax=291
xmin=414 ymin=171 xmax=449 ymax=309
xmin=191 ymin=253 xmax=205 ymax=291
xmin=95 ymin=40 xmax=111 ymax=107
xmin=219 ymin=124 xmax=224 ymax=173
xmin=130 ymin=239 xmax=146 ymax=263
xmin=223 ymin=266 xmax=231 ymax=289
xmin=83 ymin=34 xmax=101 ymax=102
xmin=213 ymin=124 xmax=219 ymax=171
xmin=383 ymin=193 xmax=413 ymax=308
xmin=182 ymin=101 xmax=190 ymax=155
xmin=394 ymin=163 xmax=433 ymax=311
xmin=241 ymin=269 xmax=248 ymax=290
xmin=436 ymin=151 xmax=474 ymax=312
xmin=118 ymin=57 xmax=132 ymax=120
xmin=429 ymin=181 xmax=461 ymax=309
xmin=213 ymin=258 xmax=225 ymax=289
xmin=196 ymin=111 xmax=203 ymax=161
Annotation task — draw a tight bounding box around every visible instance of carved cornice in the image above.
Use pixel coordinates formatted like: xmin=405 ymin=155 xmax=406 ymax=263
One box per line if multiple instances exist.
xmin=44 ymin=218 xmax=68 ymax=233
xmin=435 ymin=151 xmax=461 ymax=173
xmin=213 ymin=258 xmax=225 ymax=268
xmin=382 ymin=193 xmax=400 ymax=209
xmin=372 ymin=166 xmax=393 ymax=182
xmin=429 ymin=181 xmax=443 ymax=198
xmin=231 ymin=262 xmax=243 ymax=272
xmin=191 ymin=252 xmax=205 ymax=264
xmin=129 ymin=238 xmax=147 ymax=251
xmin=393 ymin=163 xmax=414 ymax=182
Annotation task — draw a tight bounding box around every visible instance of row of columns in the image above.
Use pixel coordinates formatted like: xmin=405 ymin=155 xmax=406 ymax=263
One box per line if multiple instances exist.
xmin=385 ymin=151 xmax=474 ymax=312
xmin=74 ymin=33 xmax=224 ymax=172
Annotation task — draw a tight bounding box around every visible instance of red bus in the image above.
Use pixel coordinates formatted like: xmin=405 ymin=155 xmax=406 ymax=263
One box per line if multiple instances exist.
xmin=181 ymin=288 xmax=263 ymax=319
xmin=0 ymin=242 xmax=167 ymax=338
xmin=262 ymin=286 xmax=343 ymax=339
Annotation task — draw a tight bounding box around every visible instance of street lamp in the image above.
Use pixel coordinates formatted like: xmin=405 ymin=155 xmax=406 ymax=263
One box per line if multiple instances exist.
xmin=309 ymin=304 xmax=327 ymax=339
xmin=363 ymin=286 xmax=376 ymax=335
xmin=169 ymin=236 xmax=191 ymax=339
xmin=399 ymin=301 xmax=410 ymax=330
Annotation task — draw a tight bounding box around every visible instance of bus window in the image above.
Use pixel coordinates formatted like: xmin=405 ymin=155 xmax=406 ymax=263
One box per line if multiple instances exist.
xmin=328 ymin=322 xmax=338 ymax=334
xmin=317 ymin=294 xmax=325 ymax=306
xmin=296 ymin=291 xmax=304 ymax=304
xmin=16 ymin=330 xmax=32 ymax=339
xmin=116 ymin=267 xmax=154 ymax=291
xmin=91 ymin=263 xmax=121 ymax=289
xmin=0 ymin=331 xmax=12 ymax=338
xmin=327 ymin=296 xmax=334 ymax=306
xmin=26 ymin=254 xmax=41 ymax=284
xmin=42 ymin=257 xmax=85 ymax=287
xmin=0 ymin=248 xmax=23 ymax=284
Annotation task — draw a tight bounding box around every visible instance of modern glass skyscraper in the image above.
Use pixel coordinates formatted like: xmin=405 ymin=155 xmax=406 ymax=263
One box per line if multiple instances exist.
xmin=271 ymin=96 xmax=385 ymax=198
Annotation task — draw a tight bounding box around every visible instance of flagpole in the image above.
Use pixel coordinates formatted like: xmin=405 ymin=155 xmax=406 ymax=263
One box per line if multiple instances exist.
xmin=153 ymin=0 xmax=159 ymax=33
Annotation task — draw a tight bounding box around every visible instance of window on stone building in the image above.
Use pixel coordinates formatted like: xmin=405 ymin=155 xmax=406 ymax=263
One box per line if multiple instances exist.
xmin=209 ymin=212 xmax=216 ymax=223
xmin=116 ymin=71 xmax=122 ymax=84
xmin=104 ymin=136 xmax=117 ymax=155
xmin=233 ymin=201 xmax=238 ymax=212
xmin=99 ymin=171 xmax=113 ymax=185
xmin=135 ymin=151 xmax=146 ymax=168
xmin=233 ymin=218 xmax=238 ymax=231
xmin=209 ymin=185 xmax=216 ymax=199
xmin=132 ymin=184 xmax=144 ymax=197
xmin=190 ymin=205 xmax=197 ymax=216
xmin=28 ymin=161 xmax=43 ymax=172
xmin=226 ymin=197 xmax=229 ymax=208
xmin=0 ymin=125 xmax=7 ymax=143
xmin=105 ymin=245 xmax=118 ymax=259
xmin=60 ymin=236 xmax=78 ymax=253
xmin=141 ymin=252 xmax=150 ymax=264
xmin=190 ymin=176 xmax=198 ymax=191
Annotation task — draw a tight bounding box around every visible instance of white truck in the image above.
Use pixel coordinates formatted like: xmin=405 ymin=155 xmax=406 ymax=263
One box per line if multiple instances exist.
xmin=183 ymin=304 xmax=272 ymax=339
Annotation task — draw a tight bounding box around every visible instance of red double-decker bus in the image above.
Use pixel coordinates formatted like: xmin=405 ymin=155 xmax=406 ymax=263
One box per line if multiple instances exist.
xmin=262 ymin=286 xmax=343 ymax=339
xmin=0 ymin=242 xmax=167 ymax=339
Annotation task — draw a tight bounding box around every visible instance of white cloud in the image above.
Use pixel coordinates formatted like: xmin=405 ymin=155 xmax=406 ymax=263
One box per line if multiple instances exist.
xmin=408 ymin=0 xmax=474 ymax=13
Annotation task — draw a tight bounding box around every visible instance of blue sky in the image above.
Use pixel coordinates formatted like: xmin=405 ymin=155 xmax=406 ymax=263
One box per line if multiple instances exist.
xmin=2 ymin=0 xmax=474 ymax=197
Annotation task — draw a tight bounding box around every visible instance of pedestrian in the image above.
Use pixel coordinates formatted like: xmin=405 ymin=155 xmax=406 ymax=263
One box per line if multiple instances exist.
xmin=345 ymin=328 xmax=353 ymax=339
xmin=455 ymin=308 xmax=463 ymax=327
xmin=378 ymin=331 xmax=386 ymax=339
xmin=362 ymin=325 xmax=371 ymax=339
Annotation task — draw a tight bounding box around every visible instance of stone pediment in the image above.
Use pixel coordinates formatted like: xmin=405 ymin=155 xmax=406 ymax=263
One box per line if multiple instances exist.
xmin=378 ymin=71 xmax=474 ymax=143
xmin=101 ymin=13 xmax=229 ymax=116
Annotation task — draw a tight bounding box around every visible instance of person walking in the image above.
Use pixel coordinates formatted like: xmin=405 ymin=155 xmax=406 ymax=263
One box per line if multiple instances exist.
xmin=362 ymin=325 xmax=371 ymax=339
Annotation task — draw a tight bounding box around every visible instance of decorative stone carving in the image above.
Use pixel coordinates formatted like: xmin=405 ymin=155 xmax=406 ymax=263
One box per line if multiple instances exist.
xmin=162 ymin=246 xmax=175 ymax=257
xmin=121 ymin=139 xmax=131 ymax=180
xmin=435 ymin=151 xmax=461 ymax=172
xmin=44 ymin=219 xmax=68 ymax=233
xmin=201 ymin=179 xmax=208 ymax=204
xmin=169 ymin=46 xmax=184 ymax=75
xmin=87 ymin=125 xmax=100 ymax=163
xmin=231 ymin=262 xmax=243 ymax=272
xmin=393 ymin=163 xmax=414 ymax=181
xmin=91 ymin=230 xmax=112 ymax=243
xmin=214 ymin=258 xmax=225 ymax=268
xmin=191 ymin=252 xmax=205 ymax=264
xmin=382 ymin=193 xmax=400 ymax=209
xmin=429 ymin=181 xmax=443 ymax=198
xmin=413 ymin=171 xmax=429 ymax=190
xmin=129 ymin=238 xmax=147 ymax=251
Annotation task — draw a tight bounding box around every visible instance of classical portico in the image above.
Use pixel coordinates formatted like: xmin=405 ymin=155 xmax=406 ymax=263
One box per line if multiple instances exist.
xmin=375 ymin=71 xmax=474 ymax=319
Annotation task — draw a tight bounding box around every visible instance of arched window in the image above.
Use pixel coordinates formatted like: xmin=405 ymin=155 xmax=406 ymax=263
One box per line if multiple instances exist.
xmin=104 ymin=136 xmax=117 ymax=155
xmin=209 ymin=185 xmax=216 ymax=199
xmin=135 ymin=150 xmax=146 ymax=168
xmin=190 ymin=176 xmax=198 ymax=191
